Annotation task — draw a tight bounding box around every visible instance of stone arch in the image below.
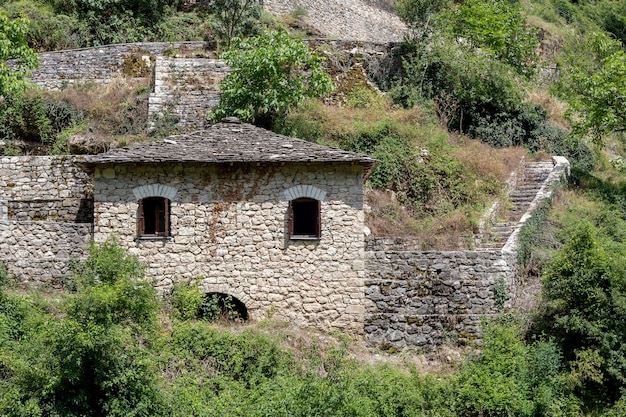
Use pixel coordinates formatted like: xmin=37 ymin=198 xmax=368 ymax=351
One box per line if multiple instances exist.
xmin=133 ymin=183 xmax=178 ymax=201
xmin=200 ymin=284 xmax=254 ymax=318
xmin=202 ymin=292 xmax=249 ymax=321
xmin=283 ymin=185 xmax=327 ymax=202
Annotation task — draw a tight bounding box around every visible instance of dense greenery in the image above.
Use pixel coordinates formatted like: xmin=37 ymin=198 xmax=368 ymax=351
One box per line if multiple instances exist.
xmin=2 ymin=240 xmax=624 ymax=416
xmin=528 ymin=175 xmax=626 ymax=409
xmin=0 ymin=10 xmax=37 ymax=95
xmin=555 ymin=32 xmax=626 ymax=143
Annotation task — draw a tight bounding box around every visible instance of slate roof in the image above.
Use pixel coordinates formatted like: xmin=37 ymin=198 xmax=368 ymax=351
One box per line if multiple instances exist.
xmin=83 ymin=119 xmax=376 ymax=172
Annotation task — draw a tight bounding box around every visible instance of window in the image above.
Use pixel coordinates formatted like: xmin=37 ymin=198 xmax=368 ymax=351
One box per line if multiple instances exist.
xmin=138 ymin=197 xmax=170 ymax=237
xmin=288 ymin=198 xmax=321 ymax=239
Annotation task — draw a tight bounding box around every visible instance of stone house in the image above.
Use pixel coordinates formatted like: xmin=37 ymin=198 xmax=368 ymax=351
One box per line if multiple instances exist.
xmin=81 ymin=118 xmax=376 ymax=333
xmin=1 ymin=117 xmax=568 ymax=348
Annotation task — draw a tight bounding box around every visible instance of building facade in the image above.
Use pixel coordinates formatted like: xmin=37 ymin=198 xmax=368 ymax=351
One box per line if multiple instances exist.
xmin=83 ymin=119 xmax=376 ymax=333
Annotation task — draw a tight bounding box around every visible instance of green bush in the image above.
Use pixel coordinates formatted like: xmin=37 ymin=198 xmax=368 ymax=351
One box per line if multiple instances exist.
xmin=337 ymin=120 xmax=470 ymax=214
xmin=0 ymin=88 xmax=84 ymax=152
xmin=538 ymin=223 xmax=626 ymax=403
xmin=2 ymin=0 xmax=87 ymax=50
xmin=211 ymin=30 xmax=334 ymax=128
xmin=453 ymin=321 xmax=535 ymax=417
xmin=0 ymin=239 xmax=166 ymax=417
xmin=169 ymin=281 xmax=204 ymax=321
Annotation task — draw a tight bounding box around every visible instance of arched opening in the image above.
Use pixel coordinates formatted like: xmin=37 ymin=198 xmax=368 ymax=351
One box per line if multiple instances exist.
xmin=199 ymin=292 xmax=248 ymax=322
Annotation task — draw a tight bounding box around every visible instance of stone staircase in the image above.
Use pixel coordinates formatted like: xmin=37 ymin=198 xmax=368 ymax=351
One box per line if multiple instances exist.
xmin=475 ymin=159 xmax=558 ymax=250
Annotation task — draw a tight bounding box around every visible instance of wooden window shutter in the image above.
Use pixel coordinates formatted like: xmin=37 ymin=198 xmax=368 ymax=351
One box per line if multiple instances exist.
xmin=137 ymin=199 xmax=145 ymax=236
xmin=316 ymin=199 xmax=321 ymax=238
xmin=288 ymin=200 xmax=294 ymax=237
xmin=164 ymin=198 xmax=170 ymax=236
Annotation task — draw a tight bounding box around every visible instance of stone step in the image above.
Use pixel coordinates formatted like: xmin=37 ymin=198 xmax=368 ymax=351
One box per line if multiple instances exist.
xmin=475 ymin=160 xmax=557 ymax=249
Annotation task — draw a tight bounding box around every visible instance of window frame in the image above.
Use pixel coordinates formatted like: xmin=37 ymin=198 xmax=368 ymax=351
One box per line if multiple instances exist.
xmin=288 ymin=197 xmax=321 ymax=240
xmin=137 ymin=197 xmax=171 ymax=238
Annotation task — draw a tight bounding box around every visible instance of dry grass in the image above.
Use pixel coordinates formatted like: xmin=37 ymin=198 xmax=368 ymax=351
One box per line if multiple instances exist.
xmin=296 ymin=95 xmax=430 ymax=139
xmin=291 ymin=99 xmax=530 ymax=250
xmin=53 ymin=77 xmax=151 ymax=151
xmin=366 ymin=189 xmax=476 ymax=249
xmin=527 ymin=89 xmax=570 ymax=130
xmin=231 ymin=318 xmax=468 ymax=376
xmin=453 ymin=135 xmax=528 ymax=185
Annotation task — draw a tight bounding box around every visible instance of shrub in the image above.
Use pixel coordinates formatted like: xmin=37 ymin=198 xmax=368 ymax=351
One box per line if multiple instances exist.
xmin=170 ymin=282 xmax=204 ymax=321
xmin=0 ymin=238 xmax=166 ymax=417
xmin=538 ymin=223 xmax=626 ymax=402
xmin=2 ymin=0 xmax=87 ymax=51
xmin=337 ymin=120 xmax=470 ymax=215
xmin=453 ymin=321 xmax=534 ymax=417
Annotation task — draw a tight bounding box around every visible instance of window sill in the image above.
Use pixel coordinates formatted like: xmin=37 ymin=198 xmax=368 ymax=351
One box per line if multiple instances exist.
xmin=289 ymin=236 xmax=321 ymax=241
xmin=137 ymin=235 xmax=172 ymax=241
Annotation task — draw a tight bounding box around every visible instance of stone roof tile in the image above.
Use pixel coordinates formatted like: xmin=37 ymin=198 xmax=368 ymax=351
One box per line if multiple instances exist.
xmin=84 ymin=120 xmax=376 ymax=171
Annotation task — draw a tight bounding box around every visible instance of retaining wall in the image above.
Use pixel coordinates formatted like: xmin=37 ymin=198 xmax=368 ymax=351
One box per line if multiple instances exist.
xmin=25 ymin=41 xmax=210 ymax=90
xmin=365 ymin=241 xmax=516 ymax=350
xmin=148 ymin=57 xmax=229 ymax=130
xmin=0 ymin=156 xmax=93 ymax=287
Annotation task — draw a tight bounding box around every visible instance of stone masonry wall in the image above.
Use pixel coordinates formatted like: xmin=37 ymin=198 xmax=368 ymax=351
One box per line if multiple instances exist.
xmin=25 ymin=41 xmax=210 ymax=90
xmin=365 ymin=242 xmax=516 ymax=350
xmin=0 ymin=157 xmax=93 ymax=286
xmin=148 ymin=57 xmax=230 ymax=130
xmin=92 ymin=162 xmax=367 ymax=334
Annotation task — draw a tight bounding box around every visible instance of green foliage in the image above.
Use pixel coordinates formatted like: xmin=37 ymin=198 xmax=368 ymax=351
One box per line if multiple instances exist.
xmin=448 ymin=0 xmax=539 ymax=77
xmin=396 ymin=0 xmax=448 ymax=36
xmin=0 ymin=87 xmax=84 ymax=152
xmin=210 ymin=0 xmax=262 ymax=50
xmin=454 ymin=322 xmax=534 ymax=416
xmin=337 ymin=120 xmax=471 ymax=215
xmin=67 ymin=238 xmax=157 ymax=329
xmin=166 ymin=321 xmax=290 ymax=384
xmin=518 ymin=197 xmax=554 ymax=272
xmin=0 ymin=260 xmax=7 ymax=288
xmin=1 ymin=0 xmax=87 ymax=51
xmin=392 ymin=39 xmax=522 ymax=122
xmin=453 ymin=320 xmax=581 ymax=416
xmin=0 ymin=10 xmax=37 ymax=96
xmin=556 ymin=32 xmax=626 ymax=143
xmin=47 ymin=0 xmax=177 ymax=45
xmin=211 ymin=30 xmax=334 ymax=128
xmin=493 ymin=276 xmax=508 ymax=311
xmin=0 ymin=238 xmax=165 ymax=417
xmin=169 ymin=281 xmax=205 ymax=321
xmin=154 ymin=12 xmax=207 ymax=42
xmin=539 ymin=222 xmax=626 ymax=402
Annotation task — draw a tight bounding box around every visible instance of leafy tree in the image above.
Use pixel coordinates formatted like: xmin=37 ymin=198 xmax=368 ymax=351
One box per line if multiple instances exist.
xmin=539 ymin=223 xmax=626 ymax=402
xmin=396 ymin=0 xmax=449 ymax=39
xmin=448 ymin=0 xmax=538 ymax=77
xmin=211 ymin=30 xmax=334 ymax=128
xmin=0 ymin=10 xmax=37 ymax=96
xmin=556 ymin=32 xmax=626 ymax=143
xmin=211 ymin=0 xmax=262 ymax=50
